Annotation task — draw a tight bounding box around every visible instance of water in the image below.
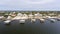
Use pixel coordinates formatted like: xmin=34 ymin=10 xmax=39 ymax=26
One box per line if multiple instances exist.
xmin=0 ymin=19 xmax=60 ymax=34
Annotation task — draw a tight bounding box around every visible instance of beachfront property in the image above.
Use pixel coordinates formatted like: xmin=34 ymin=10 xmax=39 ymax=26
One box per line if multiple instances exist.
xmin=0 ymin=11 xmax=60 ymax=24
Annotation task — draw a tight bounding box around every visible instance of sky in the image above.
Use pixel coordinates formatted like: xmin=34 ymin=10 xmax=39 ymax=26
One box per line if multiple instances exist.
xmin=0 ymin=0 xmax=60 ymax=11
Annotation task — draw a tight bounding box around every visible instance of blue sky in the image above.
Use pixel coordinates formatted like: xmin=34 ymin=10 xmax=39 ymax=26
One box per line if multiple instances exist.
xmin=0 ymin=0 xmax=60 ymax=11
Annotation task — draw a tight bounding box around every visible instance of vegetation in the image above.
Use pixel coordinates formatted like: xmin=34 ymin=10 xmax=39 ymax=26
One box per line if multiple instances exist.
xmin=0 ymin=11 xmax=60 ymax=16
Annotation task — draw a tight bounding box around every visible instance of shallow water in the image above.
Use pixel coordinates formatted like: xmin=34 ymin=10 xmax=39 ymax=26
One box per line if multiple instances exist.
xmin=0 ymin=19 xmax=60 ymax=34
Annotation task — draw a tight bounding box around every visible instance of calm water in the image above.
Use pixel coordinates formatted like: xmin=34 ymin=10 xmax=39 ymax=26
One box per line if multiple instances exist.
xmin=0 ymin=19 xmax=60 ymax=34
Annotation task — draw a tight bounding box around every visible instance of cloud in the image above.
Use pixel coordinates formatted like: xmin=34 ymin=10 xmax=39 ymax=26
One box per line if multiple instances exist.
xmin=0 ymin=0 xmax=59 ymax=10
xmin=25 ymin=0 xmax=55 ymax=4
xmin=0 ymin=0 xmax=55 ymax=6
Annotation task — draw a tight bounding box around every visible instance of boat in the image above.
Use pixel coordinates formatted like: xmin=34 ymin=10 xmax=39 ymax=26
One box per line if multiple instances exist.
xmin=4 ymin=20 xmax=11 ymax=24
xmin=57 ymin=18 xmax=60 ymax=21
xmin=49 ymin=19 xmax=56 ymax=22
xmin=31 ymin=19 xmax=36 ymax=23
xmin=40 ymin=18 xmax=45 ymax=23
xmin=19 ymin=19 xmax=25 ymax=24
xmin=4 ymin=16 xmax=12 ymax=25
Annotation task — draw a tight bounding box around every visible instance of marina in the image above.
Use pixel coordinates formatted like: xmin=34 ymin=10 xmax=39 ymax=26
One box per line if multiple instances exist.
xmin=0 ymin=11 xmax=60 ymax=34
xmin=0 ymin=0 xmax=60 ymax=34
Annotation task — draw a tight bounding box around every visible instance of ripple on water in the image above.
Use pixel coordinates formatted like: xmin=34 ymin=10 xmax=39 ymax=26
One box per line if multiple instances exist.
xmin=0 ymin=20 xmax=60 ymax=34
